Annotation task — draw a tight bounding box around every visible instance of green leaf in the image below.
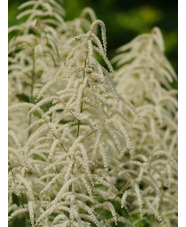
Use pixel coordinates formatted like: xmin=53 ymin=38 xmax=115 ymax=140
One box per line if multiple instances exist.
xmin=16 ymin=93 xmax=30 ymax=103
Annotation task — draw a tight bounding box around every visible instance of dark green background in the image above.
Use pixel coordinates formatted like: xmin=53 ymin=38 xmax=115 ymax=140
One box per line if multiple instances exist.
xmin=9 ymin=0 xmax=178 ymax=73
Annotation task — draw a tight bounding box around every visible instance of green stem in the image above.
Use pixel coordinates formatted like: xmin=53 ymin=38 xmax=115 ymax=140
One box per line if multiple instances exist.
xmin=76 ymin=50 xmax=88 ymax=138
xmin=95 ymin=181 xmax=131 ymax=216
xmin=28 ymin=43 xmax=36 ymax=136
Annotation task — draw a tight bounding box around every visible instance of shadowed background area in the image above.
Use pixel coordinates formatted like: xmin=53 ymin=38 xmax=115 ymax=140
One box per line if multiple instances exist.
xmin=9 ymin=0 xmax=178 ymax=74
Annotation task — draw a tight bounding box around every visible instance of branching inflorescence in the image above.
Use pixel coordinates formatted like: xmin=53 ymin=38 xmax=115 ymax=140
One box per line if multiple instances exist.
xmin=8 ymin=1 xmax=178 ymax=226
xmin=112 ymin=27 xmax=178 ymax=226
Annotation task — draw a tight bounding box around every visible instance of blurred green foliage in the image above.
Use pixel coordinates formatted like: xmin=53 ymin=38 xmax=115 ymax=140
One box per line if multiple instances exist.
xmin=9 ymin=0 xmax=178 ymax=73
xmin=63 ymin=0 xmax=177 ymax=73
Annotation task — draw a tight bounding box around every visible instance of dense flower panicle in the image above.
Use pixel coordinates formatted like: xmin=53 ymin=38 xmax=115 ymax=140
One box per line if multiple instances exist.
xmin=8 ymin=0 xmax=64 ymax=105
xmin=112 ymin=27 xmax=178 ymax=226
xmin=8 ymin=1 xmax=177 ymax=227
xmin=8 ymin=1 xmax=97 ymax=106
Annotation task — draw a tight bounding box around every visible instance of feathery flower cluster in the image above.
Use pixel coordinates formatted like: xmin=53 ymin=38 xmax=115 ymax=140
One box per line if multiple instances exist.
xmin=8 ymin=1 xmax=177 ymax=226
xmin=112 ymin=27 xmax=178 ymax=226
